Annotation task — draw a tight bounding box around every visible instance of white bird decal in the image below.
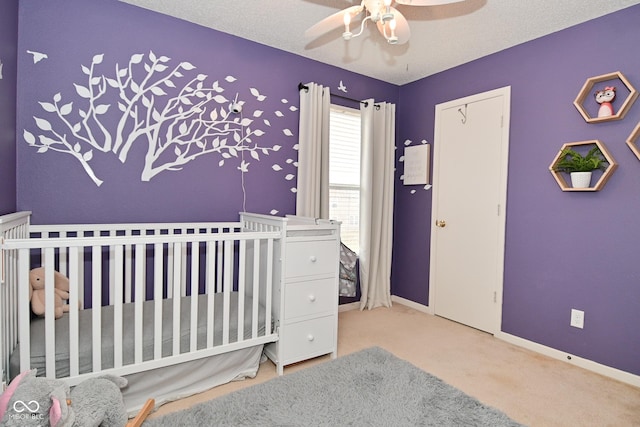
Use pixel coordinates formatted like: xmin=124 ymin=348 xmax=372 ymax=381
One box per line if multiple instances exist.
xmin=338 ymin=80 xmax=347 ymax=93
xmin=26 ymin=50 xmax=48 ymax=64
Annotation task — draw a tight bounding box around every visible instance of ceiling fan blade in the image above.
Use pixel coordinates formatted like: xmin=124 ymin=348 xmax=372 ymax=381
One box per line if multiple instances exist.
xmin=305 ymin=5 xmax=362 ymax=39
xmin=394 ymin=0 xmax=464 ymax=5
xmin=376 ymin=7 xmax=410 ymax=44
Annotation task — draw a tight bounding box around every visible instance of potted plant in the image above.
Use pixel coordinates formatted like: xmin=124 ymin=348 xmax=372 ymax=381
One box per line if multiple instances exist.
xmin=553 ymin=146 xmax=608 ymax=188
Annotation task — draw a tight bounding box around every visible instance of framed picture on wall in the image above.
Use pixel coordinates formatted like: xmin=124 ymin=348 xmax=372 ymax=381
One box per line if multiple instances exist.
xmin=403 ymin=144 xmax=430 ymax=185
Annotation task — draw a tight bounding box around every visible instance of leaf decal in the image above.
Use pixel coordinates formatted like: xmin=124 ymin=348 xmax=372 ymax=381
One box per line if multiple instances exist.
xmin=34 ymin=117 xmax=52 ymax=131
xmin=74 ymin=84 xmax=91 ymax=99
xmin=23 ymin=130 xmax=36 ymax=145
xmin=131 ymin=53 xmax=144 ymax=64
xmin=181 ymin=61 xmax=196 ymax=70
xmin=59 ymin=102 xmax=73 ymax=116
xmin=275 ymin=111 xmax=284 ymax=117
xmin=150 ymin=86 xmax=167 ymax=96
xmin=94 ymin=104 xmax=110 ymax=115
xmin=250 ymin=88 xmax=266 ymax=101
xmin=212 ymin=95 xmax=228 ymax=104
xmin=92 ymin=54 xmax=104 ymax=65
xmin=283 ymin=129 xmax=293 ymax=136
xmin=272 ymin=164 xmax=282 ymax=171
xmin=39 ymin=102 xmax=56 ymax=112
xmin=225 ymin=76 xmax=236 ymax=82
xmin=285 ymin=174 xmax=295 ymax=181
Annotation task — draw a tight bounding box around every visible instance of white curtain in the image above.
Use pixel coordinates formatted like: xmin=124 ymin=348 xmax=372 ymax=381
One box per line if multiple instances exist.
xmin=296 ymin=82 xmax=330 ymax=218
xmin=359 ymin=100 xmax=395 ymax=310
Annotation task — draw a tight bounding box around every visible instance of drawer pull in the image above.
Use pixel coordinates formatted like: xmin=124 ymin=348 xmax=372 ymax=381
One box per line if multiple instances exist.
xmin=308 ymin=294 xmax=316 ymax=302
xmin=309 ymin=255 xmax=317 ymax=263
xmin=307 ymin=334 xmax=315 ymax=342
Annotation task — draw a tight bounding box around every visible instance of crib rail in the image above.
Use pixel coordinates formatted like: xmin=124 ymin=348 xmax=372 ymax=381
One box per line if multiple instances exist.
xmin=0 ymin=212 xmax=32 ymax=386
xmin=1 ymin=215 xmax=284 ymax=385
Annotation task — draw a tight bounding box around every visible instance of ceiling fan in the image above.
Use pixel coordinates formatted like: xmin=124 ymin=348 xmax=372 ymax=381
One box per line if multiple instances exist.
xmin=305 ymin=0 xmax=465 ymax=45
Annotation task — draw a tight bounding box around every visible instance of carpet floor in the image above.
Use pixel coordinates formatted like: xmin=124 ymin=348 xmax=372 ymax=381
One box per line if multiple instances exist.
xmin=144 ymin=347 xmax=522 ymax=426
xmin=147 ymin=303 xmax=640 ymax=426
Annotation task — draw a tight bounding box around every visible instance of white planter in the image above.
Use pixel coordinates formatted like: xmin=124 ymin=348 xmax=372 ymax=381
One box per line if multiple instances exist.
xmin=570 ymin=171 xmax=592 ymax=188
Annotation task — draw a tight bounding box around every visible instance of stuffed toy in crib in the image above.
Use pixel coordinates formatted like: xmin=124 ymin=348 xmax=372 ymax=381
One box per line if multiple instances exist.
xmin=0 ymin=369 xmax=128 ymax=426
xmin=29 ymin=267 xmax=71 ymax=319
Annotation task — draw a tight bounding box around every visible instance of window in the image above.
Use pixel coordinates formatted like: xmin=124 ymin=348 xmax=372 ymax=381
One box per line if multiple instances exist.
xmin=329 ymin=105 xmax=361 ymax=254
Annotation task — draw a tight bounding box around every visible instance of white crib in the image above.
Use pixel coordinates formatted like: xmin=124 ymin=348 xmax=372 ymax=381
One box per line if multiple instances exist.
xmin=0 ymin=211 xmax=286 ymax=413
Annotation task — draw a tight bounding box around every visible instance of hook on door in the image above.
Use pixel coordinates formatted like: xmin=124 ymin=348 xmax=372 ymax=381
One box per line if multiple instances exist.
xmin=458 ymin=104 xmax=467 ymax=124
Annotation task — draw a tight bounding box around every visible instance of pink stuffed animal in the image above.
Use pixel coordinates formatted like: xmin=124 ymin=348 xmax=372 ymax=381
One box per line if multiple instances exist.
xmin=595 ymin=86 xmax=616 ymax=118
xmin=29 ymin=267 xmax=71 ymax=319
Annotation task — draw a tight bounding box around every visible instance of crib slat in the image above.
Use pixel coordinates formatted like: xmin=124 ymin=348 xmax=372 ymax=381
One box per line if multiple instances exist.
xmin=222 ymin=240 xmax=232 ymax=345
xmin=125 ymin=235 xmax=133 ymax=303
xmin=18 ymin=248 xmax=30 ymax=375
xmin=237 ymin=240 xmax=246 ymax=342
xmin=134 ymin=243 xmax=144 ymax=364
xmin=216 ymin=240 xmax=223 ymax=293
xmin=153 ymin=243 xmax=163 ymax=360
xmin=44 ymin=250 xmax=56 ymax=378
xmin=109 ymin=233 xmax=115 ymax=305
xmin=206 ymin=241 xmax=215 ymax=348
xmin=114 ymin=245 xmax=124 ymax=368
xmin=92 ymin=245 xmax=102 ymax=373
xmin=252 ymin=239 xmax=261 ymax=338
xmin=68 ymin=247 xmax=80 ymax=377
xmin=265 ymin=238 xmax=274 ymax=334
xmin=189 ymin=242 xmax=199 ymax=352
xmin=172 ymin=242 xmax=181 ymax=355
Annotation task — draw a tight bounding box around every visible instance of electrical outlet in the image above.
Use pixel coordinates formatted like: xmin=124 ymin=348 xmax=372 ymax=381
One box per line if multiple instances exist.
xmin=570 ymin=309 xmax=585 ymax=329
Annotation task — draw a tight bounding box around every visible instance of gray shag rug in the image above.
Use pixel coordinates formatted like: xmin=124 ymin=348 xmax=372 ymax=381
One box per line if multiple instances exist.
xmin=144 ymin=347 xmax=523 ymax=426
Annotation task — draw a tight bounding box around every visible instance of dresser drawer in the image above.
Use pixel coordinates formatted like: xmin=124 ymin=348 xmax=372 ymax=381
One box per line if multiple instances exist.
xmin=281 ymin=316 xmax=335 ymax=363
xmin=284 ymin=278 xmax=335 ymax=320
xmin=285 ymin=240 xmax=337 ymax=278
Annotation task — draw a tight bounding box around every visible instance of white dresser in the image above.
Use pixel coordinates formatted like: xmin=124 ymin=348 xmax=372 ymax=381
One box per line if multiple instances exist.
xmin=263 ymin=215 xmax=340 ymax=375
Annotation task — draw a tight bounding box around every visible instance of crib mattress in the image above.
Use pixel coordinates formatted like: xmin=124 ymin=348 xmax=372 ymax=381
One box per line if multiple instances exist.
xmin=10 ymin=292 xmax=267 ymax=379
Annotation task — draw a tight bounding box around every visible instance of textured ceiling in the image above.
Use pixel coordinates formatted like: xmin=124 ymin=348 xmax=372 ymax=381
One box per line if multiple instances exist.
xmin=120 ymin=0 xmax=640 ymax=85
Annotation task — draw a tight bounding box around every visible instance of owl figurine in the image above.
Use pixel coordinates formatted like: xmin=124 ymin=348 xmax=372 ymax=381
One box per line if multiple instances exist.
xmin=594 ymin=86 xmax=616 ymax=118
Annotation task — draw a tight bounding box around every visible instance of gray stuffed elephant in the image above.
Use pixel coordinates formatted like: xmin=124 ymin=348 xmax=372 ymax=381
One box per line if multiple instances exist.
xmin=0 ymin=369 xmax=128 ymax=427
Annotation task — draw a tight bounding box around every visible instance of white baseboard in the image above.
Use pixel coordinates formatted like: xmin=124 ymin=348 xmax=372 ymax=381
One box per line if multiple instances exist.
xmin=338 ymin=301 xmax=360 ymax=312
xmin=391 ymin=295 xmax=433 ymax=314
xmin=497 ymin=331 xmax=640 ymax=388
xmin=387 ymin=296 xmax=640 ymax=388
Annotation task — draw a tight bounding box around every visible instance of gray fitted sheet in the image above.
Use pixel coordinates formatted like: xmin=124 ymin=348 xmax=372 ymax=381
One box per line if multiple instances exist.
xmin=10 ymin=292 xmax=267 ymax=379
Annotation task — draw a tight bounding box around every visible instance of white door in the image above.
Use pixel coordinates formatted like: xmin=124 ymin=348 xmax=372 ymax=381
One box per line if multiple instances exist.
xmin=429 ymin=87 xmax=511 ymax=334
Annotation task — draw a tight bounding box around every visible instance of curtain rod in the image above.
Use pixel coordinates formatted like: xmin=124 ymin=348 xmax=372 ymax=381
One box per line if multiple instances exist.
xmin=298 ymin=82 xmax=377 ymax=108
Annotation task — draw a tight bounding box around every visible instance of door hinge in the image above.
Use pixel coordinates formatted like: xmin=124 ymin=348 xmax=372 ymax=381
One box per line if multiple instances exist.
xmin=497 ymin=204 xmax=501 ymax=216
xmin=493 ymin=291 xmax=497 ymax=303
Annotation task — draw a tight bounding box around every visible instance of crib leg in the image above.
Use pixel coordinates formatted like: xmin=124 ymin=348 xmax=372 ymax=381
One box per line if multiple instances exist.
xmin=126 ymin=398 xmax=155 ymax=427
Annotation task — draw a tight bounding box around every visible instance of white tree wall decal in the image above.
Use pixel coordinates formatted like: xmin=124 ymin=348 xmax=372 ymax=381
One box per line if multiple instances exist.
xmin=23 ymin=51 xmax=294 ymax=187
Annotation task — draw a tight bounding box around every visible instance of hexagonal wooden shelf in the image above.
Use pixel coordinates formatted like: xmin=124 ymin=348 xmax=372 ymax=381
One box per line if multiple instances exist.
xmin=573 ymin=71 xmax=638 ymax=123
xmin=625 ymin=121 xmax=640 ymax=160
xmin=549 ymin=140 xmax=618 ymax=192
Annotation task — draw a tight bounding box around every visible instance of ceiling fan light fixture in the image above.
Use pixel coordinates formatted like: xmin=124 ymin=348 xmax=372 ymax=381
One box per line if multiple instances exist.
xmin=385 ymin=18 xmax=398 ymax=44
xmin=342 ymin=11 xmax=353 ymax=40
xmin=382 ymin=0 xmax=394 ymax=22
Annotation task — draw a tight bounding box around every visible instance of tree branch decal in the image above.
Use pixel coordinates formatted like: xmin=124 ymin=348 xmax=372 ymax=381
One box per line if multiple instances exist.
xmin=24 ymin=51 xmax=295 ymax=187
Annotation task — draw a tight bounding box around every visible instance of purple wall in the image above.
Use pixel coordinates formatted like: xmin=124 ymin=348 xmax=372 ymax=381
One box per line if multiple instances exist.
xmin=15 ymin=0 xmax=397 ymax=225
xmin=9 ymin=0 xmax=639 ymax=376
xmin=0 ymin=0 xmax=19 ymax=215
xmin=394 ymin=5 xmax=640 ymax=375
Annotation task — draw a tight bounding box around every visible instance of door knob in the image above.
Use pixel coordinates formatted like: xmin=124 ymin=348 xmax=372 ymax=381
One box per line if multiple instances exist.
xmin=435 ymin=220 xmax=446 ymax=228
